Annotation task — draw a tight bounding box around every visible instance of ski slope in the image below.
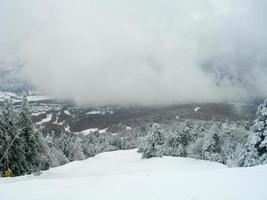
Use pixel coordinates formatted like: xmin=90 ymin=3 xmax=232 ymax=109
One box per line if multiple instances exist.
xmin=1 ymin=149 xmax=267 ymax=200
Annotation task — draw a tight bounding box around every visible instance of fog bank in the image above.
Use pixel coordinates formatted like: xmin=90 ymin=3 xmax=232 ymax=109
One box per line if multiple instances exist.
xmin=1 ymin=0 xmax=267 ymax=105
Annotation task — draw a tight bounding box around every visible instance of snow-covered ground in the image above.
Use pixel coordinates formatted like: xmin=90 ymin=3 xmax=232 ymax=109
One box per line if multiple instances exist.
xmin=0 ymin=91 xmax=18 ymax=99
xmin=0 ymin=91 xmax=20 ymax=103
xmin=86 ymin=109 xmax=114 ymax=115
xmin=26 ymin=95 xmax=53 ymax=102
xmin=0 ymin=91 xmax=53 ymax=104
xmin=64 ymin=110 xmax=71 ymax=115
xmin=194 ymin=106 xmax=200 ymax=112
xmin=86 ymin=110 xmax=103 ymax=115
xmin=31 ymin=111 xmax=47 ymax=116
xmin=36 ymin=113 xmax=53 ymax=125
xmin=1 ymin=149 xmax=267 ymax=200
xmin=78 ymin=128 xmax=108 ymax=135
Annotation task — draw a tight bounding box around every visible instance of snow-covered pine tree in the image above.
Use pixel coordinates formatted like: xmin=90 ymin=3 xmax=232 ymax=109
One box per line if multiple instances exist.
xmin=81 ymin=133 xmax=97 ymax=157
xmin=240 ymin=99 xmax=267 ymax=167
xmin=36 ymin=131 xmax=51 ymax=170
xmin=44 ymin=132 xmax=69 ymax=167
xmin=68 ymin=136 xmax=86 ymax=161
xmin=54 ymin=132 xmax=72 ymax=159
xmin=219 ymin=122 xmax=249 ymax=167
xmin=0 ymin=108 xmax=8 ymax=173
xmin=18 ymin=96 xmax=41 ymax=174
xmin=142 ymin=123 xmax=165 ymax=158
xmin=0 ymin=100 xmax=27 ymax=176
xmin=164 ymin=122 xmax=191 ymax=157
xmin=202 ymin=124 xmax=223 ymax=163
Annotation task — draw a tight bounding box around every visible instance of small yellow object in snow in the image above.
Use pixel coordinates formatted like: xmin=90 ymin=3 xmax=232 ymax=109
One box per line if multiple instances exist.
xmin=3 ymin=169 xmax=13 ymax=177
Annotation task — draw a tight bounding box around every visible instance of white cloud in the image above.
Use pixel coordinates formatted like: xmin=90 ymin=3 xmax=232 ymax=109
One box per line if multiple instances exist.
xmin=1 ymin=0 xmax=267 ymax=105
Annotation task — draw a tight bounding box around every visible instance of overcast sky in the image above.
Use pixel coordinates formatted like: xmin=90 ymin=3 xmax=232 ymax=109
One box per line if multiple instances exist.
xmin=0 ymin=0 xmax=267 ymax=105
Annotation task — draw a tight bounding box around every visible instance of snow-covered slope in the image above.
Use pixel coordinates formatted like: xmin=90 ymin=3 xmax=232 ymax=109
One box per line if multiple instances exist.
xmin=0 ymin=91 xmax=53 ymax=104
xmin=1 ymin=149 xmax=267 ymax=200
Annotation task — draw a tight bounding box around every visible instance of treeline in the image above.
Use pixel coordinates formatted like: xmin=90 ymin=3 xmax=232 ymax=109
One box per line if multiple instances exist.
xmin=39 ymin=127 xmax=142 ymax=169
xmin=138 ymin=121 xmax=249 ymax=167
xmin=1 ymin=98 xmax=267 ymax=177
xmin=0 ymin=98 xmax=143 ymax=176
xmin=138 ymin=99 xmax=267 ymax=167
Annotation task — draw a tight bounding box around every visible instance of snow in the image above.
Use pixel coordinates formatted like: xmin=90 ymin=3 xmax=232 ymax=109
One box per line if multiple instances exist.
xmin=64 ymin=110 xmax=71 ymax=115
xmin=86 ymin=110 xmax=114 ymax=115
xmin=194 ymin=107 xmax=200 ymax=112
xmin=65 ymin=125 xmax=70 ymax=132
xmin=0 ymin=91 xmax=20 ymax=103
xmin=80 ymin=128 xmax=99 ymax=135
xmin=27 ymin=96 xmax=53 ymax=102
xmin=1 ymin=149 xmax=267 ymax=200
xmin=78 ymin=128 xmax=108 ymax=135
xmin=36 ymin=113 xmax=53 ymax=125
xmin=86 ymin=111 xmax=103 ymax=115
xmin=31 ymin=111 xmax=46 ymax=116
xmin=99 ymin=128 xmax=108 ymax=134
xmin=0 ymin=92 xmax=53 ymax=103
xmin=0 ymin=91 xmax=17 ymax=99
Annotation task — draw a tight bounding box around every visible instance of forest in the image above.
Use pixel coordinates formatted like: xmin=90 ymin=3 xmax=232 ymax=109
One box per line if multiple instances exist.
xmin=1 ymin=97 xmax=267 ymax=176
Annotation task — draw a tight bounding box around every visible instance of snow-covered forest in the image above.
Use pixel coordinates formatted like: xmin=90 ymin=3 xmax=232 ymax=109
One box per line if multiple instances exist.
xmin=1 ymin=98 xmax=267 ymax=177
xmin=2 ymin=1 xmax=267 ymax=199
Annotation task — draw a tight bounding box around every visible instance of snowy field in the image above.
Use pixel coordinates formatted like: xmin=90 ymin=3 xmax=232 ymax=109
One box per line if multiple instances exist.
xmin=1 ymin=149 xmax=267 ymax=200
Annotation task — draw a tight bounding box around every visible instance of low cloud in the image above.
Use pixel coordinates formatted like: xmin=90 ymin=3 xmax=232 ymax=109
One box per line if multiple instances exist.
xmin=1 ymin=0 xmax=267 ymax=105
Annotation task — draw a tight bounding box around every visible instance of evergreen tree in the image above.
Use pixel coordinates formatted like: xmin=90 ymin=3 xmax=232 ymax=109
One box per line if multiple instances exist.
xmin=18 ymin=96 xmax=41 ymax=174
xmin=44 ymin=133 xmax=69 ymax=167
xmin=143 ymin=123 xmax=165 ymax=158
xmin=241 ymin=99 xmax=267 ymax=167
xmin=54 ymin=132 xmax=72 ymax=159
xmin=0 ymin=107 xmax=8 ymax=173
xmin=0 ymin=100 xmax=27 ymax=176
xmin=82 ymin=133 xmax=97 ymax=157
xmin=202 ymin=127 xmax=223 ymax=163
xmin=219 ymin=123 xmax=249 ymax=167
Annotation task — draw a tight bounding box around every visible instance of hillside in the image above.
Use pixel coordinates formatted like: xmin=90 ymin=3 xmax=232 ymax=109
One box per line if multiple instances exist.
xmin=1 ymin=149 xmax=267 ymax=200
